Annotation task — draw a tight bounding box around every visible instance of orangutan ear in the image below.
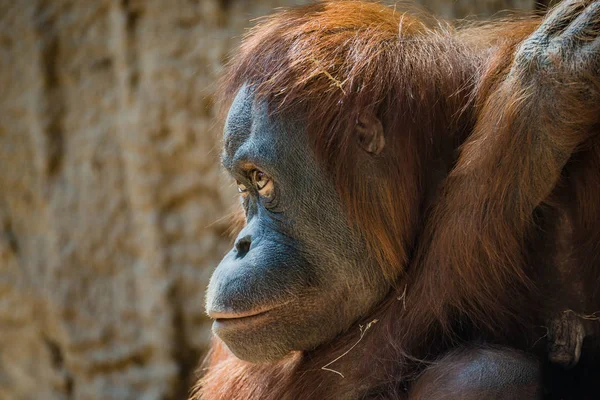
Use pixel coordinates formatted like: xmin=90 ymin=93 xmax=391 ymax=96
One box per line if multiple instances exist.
xmin=356 ymin=112 xmax=385 ymax=155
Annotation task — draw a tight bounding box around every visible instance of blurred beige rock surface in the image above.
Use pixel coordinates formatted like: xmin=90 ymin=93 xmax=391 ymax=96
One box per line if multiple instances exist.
xmin=0 ymin=1 xmax=540 ymax=399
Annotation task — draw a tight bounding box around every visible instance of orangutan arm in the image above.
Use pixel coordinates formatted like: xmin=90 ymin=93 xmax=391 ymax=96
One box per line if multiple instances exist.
xmin=414 ymin=0 xmax=600 ymax=333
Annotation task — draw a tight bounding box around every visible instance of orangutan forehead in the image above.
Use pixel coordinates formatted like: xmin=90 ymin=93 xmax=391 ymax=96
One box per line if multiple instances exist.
xmin=223 ymin=84 xmax=254 ymax=161
xmin=221 ymin=84 xmax=310 ymax=173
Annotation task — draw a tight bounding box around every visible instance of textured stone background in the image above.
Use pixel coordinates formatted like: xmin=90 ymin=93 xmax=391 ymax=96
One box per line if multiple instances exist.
xmin=0 ymin=1 xmax=547 ymax=399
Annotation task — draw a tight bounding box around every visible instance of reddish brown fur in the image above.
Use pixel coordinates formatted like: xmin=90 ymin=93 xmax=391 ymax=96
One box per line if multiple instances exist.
xmin=194 ymin=1 xmax=600 ymax=399
xmin=217 ymin=1 xmax=481 ymax=284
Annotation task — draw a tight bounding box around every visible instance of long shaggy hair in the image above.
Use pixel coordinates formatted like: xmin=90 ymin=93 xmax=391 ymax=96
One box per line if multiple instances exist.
xmin=220 ymin=1 xmax=479 ymax=282
xmin=194 ymin=2 xmax=547 ymax=399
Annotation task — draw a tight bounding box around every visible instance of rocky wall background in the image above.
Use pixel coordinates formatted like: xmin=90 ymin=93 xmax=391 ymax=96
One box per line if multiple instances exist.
xmin=0 ymin=1 xmax=547 ymax=399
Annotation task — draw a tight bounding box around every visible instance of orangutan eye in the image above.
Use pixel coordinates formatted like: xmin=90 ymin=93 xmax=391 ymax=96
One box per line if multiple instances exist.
xmin=252 ymin=170 xmax=270 ymax=190
xmin=237 ymin=181 xmax=248 ymax=193
xmin=250 ymin=169 xmax=274 ymax=198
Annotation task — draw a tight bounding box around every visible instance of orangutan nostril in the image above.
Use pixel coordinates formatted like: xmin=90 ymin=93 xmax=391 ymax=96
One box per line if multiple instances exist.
xmin=235 ymin=235 xmax=252 ymax=258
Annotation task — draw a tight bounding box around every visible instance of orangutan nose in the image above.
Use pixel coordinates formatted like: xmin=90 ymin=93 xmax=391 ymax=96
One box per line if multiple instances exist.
xmin=234 ymin=235 xmax=252 ymax=259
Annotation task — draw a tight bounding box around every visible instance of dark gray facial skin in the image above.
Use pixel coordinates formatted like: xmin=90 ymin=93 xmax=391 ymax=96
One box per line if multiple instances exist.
xmin=205 ymin=84 xmax=389 ymax=363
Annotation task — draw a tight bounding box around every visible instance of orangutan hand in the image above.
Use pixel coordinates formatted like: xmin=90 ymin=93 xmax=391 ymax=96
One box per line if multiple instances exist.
xmin=512 ymin=0 xmax=600 ymax=109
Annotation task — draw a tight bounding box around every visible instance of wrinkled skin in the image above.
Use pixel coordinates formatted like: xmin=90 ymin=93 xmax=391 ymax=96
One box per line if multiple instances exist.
xmin=206 ymin=84 xmax=388 ymax=362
